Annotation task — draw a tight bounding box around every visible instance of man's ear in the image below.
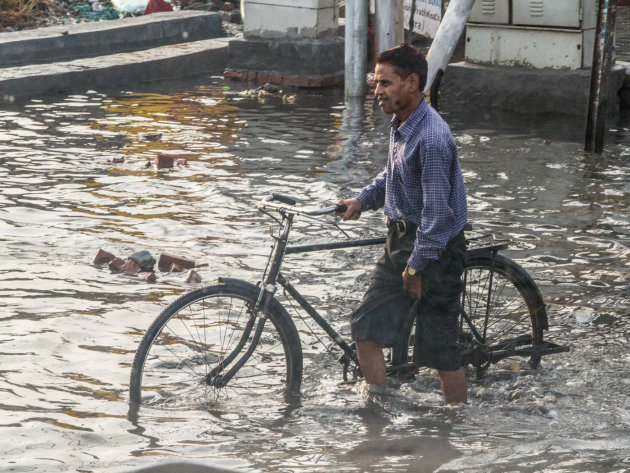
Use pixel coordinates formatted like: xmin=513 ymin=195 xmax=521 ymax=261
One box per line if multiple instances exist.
xmin=407 ymin=73 xmax=420 ymax=93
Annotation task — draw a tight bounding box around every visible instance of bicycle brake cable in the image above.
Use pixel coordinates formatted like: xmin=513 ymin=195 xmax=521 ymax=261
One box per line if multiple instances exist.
xmin=298 ymin=212 xmax=352 ymax=239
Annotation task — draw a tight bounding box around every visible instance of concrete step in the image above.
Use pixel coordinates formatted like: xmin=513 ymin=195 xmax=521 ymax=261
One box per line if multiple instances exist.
xmin=0 ymin=11 xmax=224 ymax=68
xmin=0 ymin=37 xmax=230 ymax=102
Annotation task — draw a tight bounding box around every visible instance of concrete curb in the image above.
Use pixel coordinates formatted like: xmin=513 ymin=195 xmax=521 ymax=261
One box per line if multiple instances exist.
xmin=0 ymin=37 xmax=230 ymax=101
xmin=0 ymin=11 xmax=225 ymax=67
xmin=441 ymin=61 xmax=626 ymax=116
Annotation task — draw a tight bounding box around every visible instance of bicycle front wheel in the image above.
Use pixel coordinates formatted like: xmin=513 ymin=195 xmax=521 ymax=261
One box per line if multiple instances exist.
xmin=460 ymin=253 xmax=547 ymax=371
xmin=129 ymin=279 xmax=303 ymax=410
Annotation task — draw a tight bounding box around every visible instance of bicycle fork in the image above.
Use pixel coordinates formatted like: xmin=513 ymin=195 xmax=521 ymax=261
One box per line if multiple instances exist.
xmin=207 ymin=213 xmax=293 ymax=388
xmin=206 ymin=308 xmax=270 ymax=388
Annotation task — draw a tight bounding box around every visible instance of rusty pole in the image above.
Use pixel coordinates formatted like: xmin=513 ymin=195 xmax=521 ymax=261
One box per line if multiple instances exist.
xmin=585 ymin=0 xmax=618 ymax=153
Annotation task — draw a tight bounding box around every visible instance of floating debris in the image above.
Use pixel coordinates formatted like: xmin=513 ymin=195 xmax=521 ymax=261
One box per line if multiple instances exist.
xmin=184 ymin=269 xmax=202 ymax=283
xmin=157 ymin=252 xmax=195 ymax=271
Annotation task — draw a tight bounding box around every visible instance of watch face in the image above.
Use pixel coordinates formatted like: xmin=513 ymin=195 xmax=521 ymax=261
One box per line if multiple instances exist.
xmin=407 ymin=267 xmax=416 ymax=276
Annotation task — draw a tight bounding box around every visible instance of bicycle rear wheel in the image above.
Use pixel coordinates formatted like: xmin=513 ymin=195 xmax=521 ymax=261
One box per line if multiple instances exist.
xmin=129 ymin=279 xmax=303 ymax=410
xmin=459 ymin=253 xmax=546 ymax=371
xmin=392 ymin=253 xmax=547 ymax=373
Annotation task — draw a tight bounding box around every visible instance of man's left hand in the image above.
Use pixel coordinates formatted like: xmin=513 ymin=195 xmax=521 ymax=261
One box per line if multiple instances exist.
xmin=402 ymin=267 xmax=422 ymax=300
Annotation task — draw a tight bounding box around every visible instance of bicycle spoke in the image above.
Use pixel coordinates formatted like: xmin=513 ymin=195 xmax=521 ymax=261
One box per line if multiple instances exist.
xmin=457 ymin=255 xmax=543 ymax=372
xmin=130 ymin=284 xmax=300 ymax=410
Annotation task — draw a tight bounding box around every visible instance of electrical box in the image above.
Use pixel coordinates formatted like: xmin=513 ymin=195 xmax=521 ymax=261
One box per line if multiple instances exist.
xmin=512 ymin=0 xmax=597 ymax=29
xmin=465 ymin=0 xmax=596 ymax=69
xmin=469 ymin=0 xmax=509 ymax=25
xmin=242 ymin=0 xmax=338 ymax=39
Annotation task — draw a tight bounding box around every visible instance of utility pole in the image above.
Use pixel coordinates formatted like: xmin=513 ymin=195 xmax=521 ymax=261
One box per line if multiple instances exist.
xmin=585 ymin=0 xmax=618 ymax=153
xmin=374 ymin=0 xmax=404 ymax=55
xmin=345 ymin=0 xmax=368 ymax=97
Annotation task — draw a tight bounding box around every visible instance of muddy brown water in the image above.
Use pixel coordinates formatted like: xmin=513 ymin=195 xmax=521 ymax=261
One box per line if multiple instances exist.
xmin=1 ymin=78 xmax=629 ymax=472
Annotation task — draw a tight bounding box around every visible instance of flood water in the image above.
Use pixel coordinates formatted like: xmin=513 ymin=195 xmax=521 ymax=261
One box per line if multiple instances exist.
xmin=1 ymin=76 xmax=629 ymax=472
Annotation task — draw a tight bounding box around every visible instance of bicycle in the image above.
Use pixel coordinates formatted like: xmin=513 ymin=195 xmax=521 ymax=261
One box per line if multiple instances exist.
xmin=128 ymin=194 xmax=569 ymax=409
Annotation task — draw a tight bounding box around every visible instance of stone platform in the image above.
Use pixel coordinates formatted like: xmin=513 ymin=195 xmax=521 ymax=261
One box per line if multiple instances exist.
xmin=0 ymin=11 xmax=229 ymax=102
xmin=440 ymin=61 xmax=626 ymax=117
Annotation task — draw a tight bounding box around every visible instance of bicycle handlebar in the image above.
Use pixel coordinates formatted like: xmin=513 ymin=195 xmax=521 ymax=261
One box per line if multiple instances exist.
xmin=260 ymin=194 xmax=346 ymax=216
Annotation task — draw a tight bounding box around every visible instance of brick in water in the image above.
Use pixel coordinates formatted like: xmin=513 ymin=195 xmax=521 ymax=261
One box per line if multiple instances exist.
xmin=185 ymin=269 xmax=202 ymax=284
xmin=154 ymin=154 xmax=174 ymax=169
xmin=140 ymin=272 xmax=157 ymax=283
xmin=108 ymin=257 xmax=125 ymax=272
xmin=93 ymin=249 xmax=116 ymax=265
xmin=158 ymin=252 xmax=195 ymax=272
xmin=223 ymin=69 xmax=244 ymax=81
xmin=121 ymin=259 xmax=142 ymax=275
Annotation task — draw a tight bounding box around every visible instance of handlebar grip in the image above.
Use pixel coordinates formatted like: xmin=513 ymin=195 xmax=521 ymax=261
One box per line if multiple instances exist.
xmin=334 ymin=203 xmax=347 ymax=213
xmin=271 ymin=193 xmax=297 ymax=206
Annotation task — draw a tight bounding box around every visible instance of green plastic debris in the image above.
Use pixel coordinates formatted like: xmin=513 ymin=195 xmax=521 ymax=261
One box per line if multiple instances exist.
xmin=73 ymin=5 xmax=120 ymax=21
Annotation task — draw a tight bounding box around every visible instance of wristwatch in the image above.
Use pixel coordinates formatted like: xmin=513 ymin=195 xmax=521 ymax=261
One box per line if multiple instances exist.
xmin=406 ymin=266 xmax=417 ymax=276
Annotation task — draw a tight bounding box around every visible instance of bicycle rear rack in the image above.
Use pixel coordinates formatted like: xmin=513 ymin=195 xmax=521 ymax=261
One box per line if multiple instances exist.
xmin=465 ymin=234 xmax=510 ymax=257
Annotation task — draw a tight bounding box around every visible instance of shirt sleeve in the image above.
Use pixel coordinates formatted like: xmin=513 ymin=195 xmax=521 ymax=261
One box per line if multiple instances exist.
xmin=407 ymin=139 xmax=456 ymax=271
xmin=356 ymin=168 xmax=386 ymax=211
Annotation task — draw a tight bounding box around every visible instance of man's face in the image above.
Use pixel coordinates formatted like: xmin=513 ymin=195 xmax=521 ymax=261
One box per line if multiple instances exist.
xmin=374 ymin=62 xmax=416 ymax=117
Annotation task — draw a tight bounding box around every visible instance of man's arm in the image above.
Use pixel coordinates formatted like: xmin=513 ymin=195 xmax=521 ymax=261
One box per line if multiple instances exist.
xmin=407 ymin=140 xmax=456 ymax=272
xmin=336 ymin=168 xmax=387 ymax=221
xmin=356 ymin=169 xmax=387 ymax=211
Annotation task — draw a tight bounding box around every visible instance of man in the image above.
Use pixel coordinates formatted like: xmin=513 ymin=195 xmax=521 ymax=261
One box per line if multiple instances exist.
xmin=336 ymin=43 xmax=468 ymax=403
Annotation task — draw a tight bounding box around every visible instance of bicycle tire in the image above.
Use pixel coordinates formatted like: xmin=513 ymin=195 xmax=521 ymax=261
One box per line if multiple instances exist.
xmin=459 ymin=253 xmax=547 ymax=371
xmin=129 ymin=278 xmax=303 ymax=410
xmin=392 ymin=253 xmax=547 ymax=372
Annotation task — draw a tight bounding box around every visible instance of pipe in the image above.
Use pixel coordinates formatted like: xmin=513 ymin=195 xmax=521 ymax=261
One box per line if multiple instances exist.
xmin=585 ymin=0 xmax=618 ymax=153
xmin=345 ymin=0 xmax=368 ymax=97
xmin=423 ymin=0 xmax=475 ymax=96
xmin=375 ymin=0 xmax=404 ymax=55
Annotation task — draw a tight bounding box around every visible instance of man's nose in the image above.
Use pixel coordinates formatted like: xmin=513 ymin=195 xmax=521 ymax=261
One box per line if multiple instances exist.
xmin=374 ymin=83 xmax=383 ymax=95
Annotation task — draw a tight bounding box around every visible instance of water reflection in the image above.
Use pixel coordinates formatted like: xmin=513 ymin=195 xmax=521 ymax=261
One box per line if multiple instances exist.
xmin=0 ymin=79 xmax=628 ymax=472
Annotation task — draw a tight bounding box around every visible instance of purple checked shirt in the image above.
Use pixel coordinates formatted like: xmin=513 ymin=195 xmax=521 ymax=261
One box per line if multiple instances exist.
xmin=356 ymin=99 xmax=468 ymax=271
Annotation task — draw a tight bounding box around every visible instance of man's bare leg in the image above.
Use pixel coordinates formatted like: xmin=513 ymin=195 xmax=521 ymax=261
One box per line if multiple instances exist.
xmin=356 ymin=339 xmax=387 ymax=387
xmin=438 ymin=368 xmax=467 ymax=403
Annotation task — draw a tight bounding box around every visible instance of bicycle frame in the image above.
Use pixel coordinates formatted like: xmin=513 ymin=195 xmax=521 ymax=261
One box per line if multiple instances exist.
xmin=210 ymin=195 xmax=565 ymax=388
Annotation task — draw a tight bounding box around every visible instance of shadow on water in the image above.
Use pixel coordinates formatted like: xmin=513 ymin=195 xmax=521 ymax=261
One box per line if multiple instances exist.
xmin=0 ymin=77 xmax=628 ymax=472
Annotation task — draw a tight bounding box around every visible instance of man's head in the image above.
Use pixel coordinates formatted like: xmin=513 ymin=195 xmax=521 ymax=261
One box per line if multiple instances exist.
xmin=376 ymin=43 xmax=428 ymax=92
xmin=374 ymin=43 xmax=427 ymax=121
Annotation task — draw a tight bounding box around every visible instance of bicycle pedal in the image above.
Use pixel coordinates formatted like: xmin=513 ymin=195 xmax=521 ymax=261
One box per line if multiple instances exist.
xmin=340 ymin=377 xmax=365 ymax=386
xmin=387 ymin=362 xmax=418 ymax=378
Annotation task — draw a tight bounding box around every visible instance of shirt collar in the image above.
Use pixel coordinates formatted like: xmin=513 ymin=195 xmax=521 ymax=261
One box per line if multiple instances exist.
xmin=390 ymin=98 xmax=429 ymax=141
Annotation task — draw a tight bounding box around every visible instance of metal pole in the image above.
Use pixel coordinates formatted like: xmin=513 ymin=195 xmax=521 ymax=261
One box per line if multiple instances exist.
xmin=375 ymin=0 xmax=404 ymax=55
xmin=585 ymin=0 xmax=618 ymax=153
xmin=423 ymin=0 xmax=475 ymax=96
xmin=345 ymin=0 xmax=368 ymax=97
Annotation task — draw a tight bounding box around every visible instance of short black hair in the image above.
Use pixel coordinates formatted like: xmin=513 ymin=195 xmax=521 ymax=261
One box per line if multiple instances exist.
xmin=376 ymin=43 xmax=428 ymax=91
